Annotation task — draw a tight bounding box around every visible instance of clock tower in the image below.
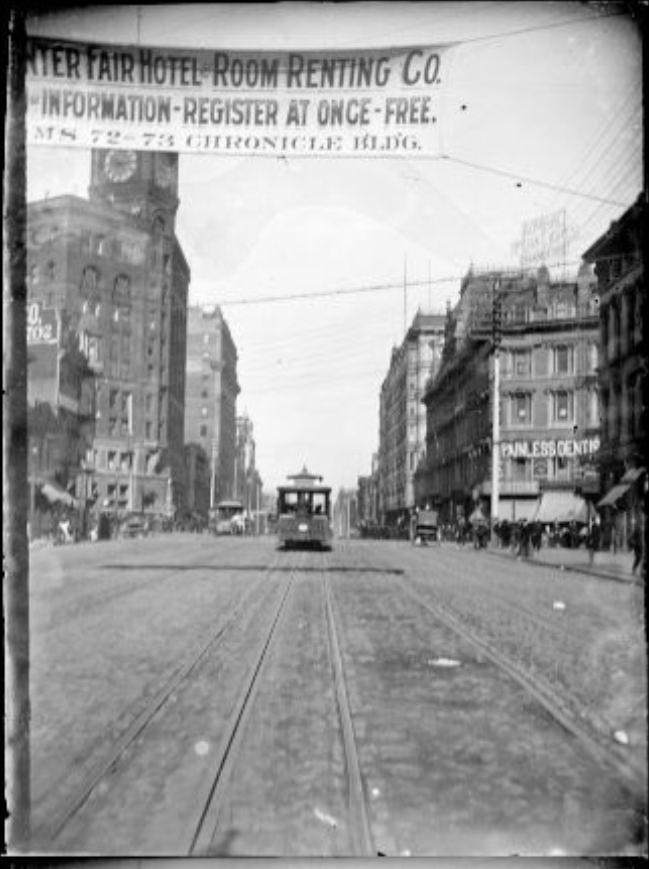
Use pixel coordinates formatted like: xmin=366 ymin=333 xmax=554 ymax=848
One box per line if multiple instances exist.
xmin=88 ymin=149 xmax=180 ymax=231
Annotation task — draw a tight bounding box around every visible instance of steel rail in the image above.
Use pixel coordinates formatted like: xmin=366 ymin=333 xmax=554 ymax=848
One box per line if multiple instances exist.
xmin=189 ymin=573 xmax=295 ymax=855
xmin=33 ymin=575 xmax=270 ymax=845
xmin=322 ymin=574 xmax=376 ymax=857
xmin=396 ymin=579 xmax=647 ymax=804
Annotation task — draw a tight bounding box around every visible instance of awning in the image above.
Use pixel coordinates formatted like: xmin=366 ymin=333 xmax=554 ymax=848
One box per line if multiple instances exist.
xmin=622 ymin=467 xmax=646 ymax=484
xmin=499 ymin=498 xmax=539 ymax=522
xmin=39 ymin=481 xmax=79 ymax=507
xmin=597 ymin=483 xmax=630 ymax=508
xmin=533 ymin=491 xmax=588 ymax=524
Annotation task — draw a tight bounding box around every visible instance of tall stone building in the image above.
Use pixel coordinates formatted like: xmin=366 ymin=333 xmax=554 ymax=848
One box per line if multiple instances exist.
xmin=377 ymin=310 xmax=445 ymax=527
xmin=584 ymin=195 xmax=647 ymax=546
xmin=27 ymin=148 xmax=190 ymax=517
xmin=185 ymin=305 xmax=240 ymax=507
xmin=421 ymin=265 xmax=601 ymax=524
xmin=234 ymin=413 xmax=263 ymax=517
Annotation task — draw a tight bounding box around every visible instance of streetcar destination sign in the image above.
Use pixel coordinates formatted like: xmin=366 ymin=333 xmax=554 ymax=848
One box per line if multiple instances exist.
xmin=26 ymin=38 xmax=455 ymax=157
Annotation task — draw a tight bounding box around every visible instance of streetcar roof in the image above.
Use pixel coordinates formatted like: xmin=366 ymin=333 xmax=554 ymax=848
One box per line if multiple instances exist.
xmin=277 ymin=484 xmax=331 ymax=494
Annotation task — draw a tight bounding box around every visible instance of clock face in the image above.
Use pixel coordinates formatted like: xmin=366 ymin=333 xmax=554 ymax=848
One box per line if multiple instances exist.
xmin=155 ymin=154 xmax=176 ymax=189
xmin=104 ymin=150 xmax=137 ymax=183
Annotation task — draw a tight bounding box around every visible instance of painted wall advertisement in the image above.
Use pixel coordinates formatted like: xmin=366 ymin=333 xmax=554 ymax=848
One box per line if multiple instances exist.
xmin=26 ymin=38 xmax=454 ymax=157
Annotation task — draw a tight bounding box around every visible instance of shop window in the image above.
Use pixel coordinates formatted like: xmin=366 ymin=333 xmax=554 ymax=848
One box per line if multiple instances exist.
xmin=554 ymin=455 xmax=571 ymax=481
xmin=511 ymin=457 xmax=527 ymax=482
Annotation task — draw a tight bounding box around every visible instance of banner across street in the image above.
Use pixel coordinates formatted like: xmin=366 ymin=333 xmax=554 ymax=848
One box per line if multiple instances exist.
xmin=26 ymin=37 xmax=455 ymax=157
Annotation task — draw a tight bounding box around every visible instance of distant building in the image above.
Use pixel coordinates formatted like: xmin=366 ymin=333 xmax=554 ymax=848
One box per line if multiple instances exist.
xmin=378 ymin=310 xmax=445 ymax=527
xmin=333 ymin=488 xmax=358 ymax=537
xmin=234 ymin=413 xmax=263 ymax=517
xmin=421 ymin=265 xmax=601 ymax=524
xmin=183 ymin=442 xmax=211 ymax=522
xmin=185 ymin=305 xmax=240 ymax=506
xmin=27 ymin=148 xmax=190 ymax=518
xmin=583 ymin=194 xmax=647 ymax=546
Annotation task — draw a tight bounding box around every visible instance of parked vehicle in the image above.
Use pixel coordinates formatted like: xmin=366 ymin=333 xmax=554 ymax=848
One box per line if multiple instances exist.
xmin=413 ymin=508 xmax=439 ymax=545
xmin=120 ymin=515 xmax=149 ymax=539
xmin=209 ymin=500 xmax=245 ymax=535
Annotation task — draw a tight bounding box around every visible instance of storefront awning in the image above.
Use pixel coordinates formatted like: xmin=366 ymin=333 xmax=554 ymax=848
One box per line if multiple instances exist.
xmin=499 ymin=498 xmax=539 ymax=522
xmin=533 ymin=491 xmax=588 ymax=524
xmin=39 ymin=481 xmax=79 ymax=507
xmin=597 ymin=483 xmax=630 ymax=508
xmin=622 ymin=467 xmax=646 ymax=484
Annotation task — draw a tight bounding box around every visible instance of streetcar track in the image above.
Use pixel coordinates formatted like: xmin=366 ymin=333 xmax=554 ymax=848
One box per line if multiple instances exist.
xmin=323 ymin=573 xmax=376 ymax=857
xmin=33 ymin=573 xmax=272 ymax=845
xmin=189 ymin=572 xmax=296 ymax=854
xmin=395 ymin=577 xmax=647 ymax=803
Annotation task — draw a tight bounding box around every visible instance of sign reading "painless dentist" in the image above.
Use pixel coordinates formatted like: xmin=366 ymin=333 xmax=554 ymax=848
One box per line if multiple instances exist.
xmin=501 ymin=438 xmax=600 ymax=460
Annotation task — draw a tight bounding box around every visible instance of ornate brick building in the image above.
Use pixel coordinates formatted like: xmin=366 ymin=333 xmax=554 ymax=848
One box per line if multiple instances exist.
xmin=185 ymin=305 xmax=240 ymax=507
xmin=377 ymin=310 xmax=445 ymax=527
xmin=584 ymin=194 xmax=647 ymax=545
xmin=421 ymin=265 xmax=601 ymax=524
xmin=27 ymin=149 xmax=190 ymax=518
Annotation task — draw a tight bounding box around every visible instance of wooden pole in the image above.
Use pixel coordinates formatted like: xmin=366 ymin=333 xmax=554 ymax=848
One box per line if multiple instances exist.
xmin=4 ymin=8 xmax=31 ymax=849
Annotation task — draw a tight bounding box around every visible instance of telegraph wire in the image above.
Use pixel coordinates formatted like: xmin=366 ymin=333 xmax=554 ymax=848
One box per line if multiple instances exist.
xmin=449 ymin=7 xmax=629 ymax=46
xmin=438 ymin=153 xmax=632 ymax=207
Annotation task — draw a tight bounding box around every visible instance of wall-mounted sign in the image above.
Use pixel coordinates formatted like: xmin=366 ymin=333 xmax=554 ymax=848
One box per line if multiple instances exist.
xmin=27 ymin=301 xmax=59 ymax=345
xmin=501 ymin=438 xmax=600 ymax=460
xmin=26 ymin=38 xmax=454 ymax=157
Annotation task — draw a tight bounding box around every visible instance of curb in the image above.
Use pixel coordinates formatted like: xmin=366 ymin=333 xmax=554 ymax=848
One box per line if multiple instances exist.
xmin=485 ymin=548 xmax=641 ymax=585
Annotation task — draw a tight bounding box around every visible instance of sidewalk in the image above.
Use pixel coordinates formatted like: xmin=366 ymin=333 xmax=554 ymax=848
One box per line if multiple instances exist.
xmin=488 ymin=545 xmax=643 ymax=584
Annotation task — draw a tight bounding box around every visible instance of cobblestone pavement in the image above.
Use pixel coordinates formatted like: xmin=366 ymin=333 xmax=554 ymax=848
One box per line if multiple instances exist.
xmin=21 ymin=535 xmax=646 ymax=856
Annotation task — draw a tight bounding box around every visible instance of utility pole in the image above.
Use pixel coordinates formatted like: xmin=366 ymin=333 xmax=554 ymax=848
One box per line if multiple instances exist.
xmin=5 ymin=8 xmax=30 ymax=848
xmin=491 ymin=280 xmax=502 ymax=545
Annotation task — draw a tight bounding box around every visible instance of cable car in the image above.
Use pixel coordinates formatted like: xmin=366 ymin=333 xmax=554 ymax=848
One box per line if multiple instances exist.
xmin=209 ymin=499 xmax=245 ymax=535
xmin=277 ymin=467 xmax=332 ymax=550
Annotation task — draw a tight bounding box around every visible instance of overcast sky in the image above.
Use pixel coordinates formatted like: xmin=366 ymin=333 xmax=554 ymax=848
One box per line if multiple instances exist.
xmin=25 ymin=2 xmax=643 ymax=492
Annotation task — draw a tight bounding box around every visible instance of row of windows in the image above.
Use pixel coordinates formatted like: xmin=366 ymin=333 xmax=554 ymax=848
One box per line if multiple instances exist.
xmin=503 ymin=455 xmax=579 ymax=482
xmin=502 ymin=344 xmax=598 ymax=378
xmin=506 ymin=390 xmax=598 ymax=426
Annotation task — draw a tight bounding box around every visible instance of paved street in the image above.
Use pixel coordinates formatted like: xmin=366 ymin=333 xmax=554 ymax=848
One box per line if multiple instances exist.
xmin=27 ymin=534 xmax=646 ymax=856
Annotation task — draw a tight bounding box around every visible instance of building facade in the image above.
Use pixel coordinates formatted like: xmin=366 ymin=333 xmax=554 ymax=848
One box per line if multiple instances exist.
xmin=185 ymin=305 xmax=240 ymax=507
xmin=27 ymin=149 xmax=191 ymax=520
xmin=584 ymin=195 xmax=647 ymax=545
xmin=421 ymin=265 xmax=601 ymax=524
xmin=183 ymin=443 xmax=211 ymax=524
xmin=378 ymin=310 xmax=445 ymax=527
xmin=234 ymin=413 xmax=263 ymax=519
xmin=27 ymin=303 xmax=96 ymax=537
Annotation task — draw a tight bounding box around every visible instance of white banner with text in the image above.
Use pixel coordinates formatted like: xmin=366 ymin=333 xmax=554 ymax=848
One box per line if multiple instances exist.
xmin=26 ymin=38 xmax=455 ymax=157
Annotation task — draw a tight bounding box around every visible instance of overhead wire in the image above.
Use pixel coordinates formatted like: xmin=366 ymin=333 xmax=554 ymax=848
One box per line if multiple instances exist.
xmin=437 ymin=153 xmax=632 ymax=207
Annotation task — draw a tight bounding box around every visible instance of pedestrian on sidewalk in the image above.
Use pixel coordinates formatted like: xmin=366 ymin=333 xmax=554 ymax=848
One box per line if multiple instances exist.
xmin=587 ymin=517 xmax=601 ymax=567
xmin=629 ymin=520 xmax=643 ymax=576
